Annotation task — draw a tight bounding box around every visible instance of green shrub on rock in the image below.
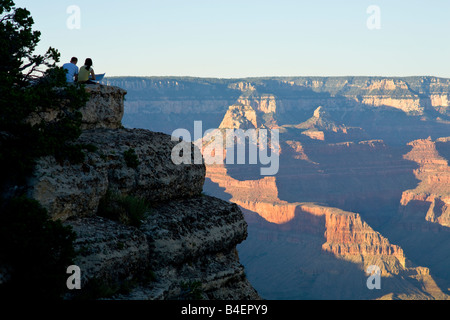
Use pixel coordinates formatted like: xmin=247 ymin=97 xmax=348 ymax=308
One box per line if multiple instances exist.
xmin=97 ymin=190 xmax=151 ymax=228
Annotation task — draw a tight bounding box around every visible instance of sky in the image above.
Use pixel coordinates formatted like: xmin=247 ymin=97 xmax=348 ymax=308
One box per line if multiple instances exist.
xmin=13 ymin=0 xmax=450 ymax=78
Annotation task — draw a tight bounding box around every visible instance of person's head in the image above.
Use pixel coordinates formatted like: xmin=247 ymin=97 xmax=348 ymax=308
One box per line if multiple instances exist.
xmin=84 ymin=58 xmax=93 ymax=68
xmin=70 ymin=57 xmax=78 ymax=64
xmin=84 ymin=58 xmax=93 ymax=71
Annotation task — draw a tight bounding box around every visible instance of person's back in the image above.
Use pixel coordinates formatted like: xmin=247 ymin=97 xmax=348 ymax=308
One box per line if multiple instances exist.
xmin=78 ymin=65 xmax=92 ymax=82
xmin=62 ymin=57 xmax=78 ymax=83
xmin=78 ymin=58 xmax=96 ymax=84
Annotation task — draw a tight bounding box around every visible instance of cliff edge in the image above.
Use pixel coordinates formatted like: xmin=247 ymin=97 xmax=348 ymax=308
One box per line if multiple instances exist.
xmin=26 ymin=84 xmax=259 ymax=300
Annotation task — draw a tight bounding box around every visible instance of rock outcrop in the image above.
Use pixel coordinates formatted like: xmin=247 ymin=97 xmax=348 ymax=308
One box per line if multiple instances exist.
xmin=25 ymin=84 xmax=259 ymax=300
xmin=135 ymin=195 xmax=257 ymax=299
xmin=285 ymin=106 xmax=367 ymax=141
xmin=27 ymin=84 xmax=126 ymax=130
xmin=81 ymin=85 xmax=127 ymax=130
xmin=320 ymin=209 xmax=406 ymax=271
xmin=64 ymin=216 xmax=150 ymax=289
xmin=400 ymin=137 xmax=450 ymax=228
xmin=65 ymin=195 xmax=258 ymax=300
xmin=219 ymin=104 xmax=260 ymax=129
xmin=28 ymin=128 xmax=205 ymax=221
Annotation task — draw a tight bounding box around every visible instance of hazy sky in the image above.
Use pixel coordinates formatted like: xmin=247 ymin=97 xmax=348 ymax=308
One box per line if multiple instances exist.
xmin=14 ymin=0 xmax=450 ymax=78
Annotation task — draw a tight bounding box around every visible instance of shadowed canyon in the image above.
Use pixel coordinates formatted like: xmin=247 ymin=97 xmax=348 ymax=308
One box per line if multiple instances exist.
xmin=105 ymin=76 xmax=450 ymax=300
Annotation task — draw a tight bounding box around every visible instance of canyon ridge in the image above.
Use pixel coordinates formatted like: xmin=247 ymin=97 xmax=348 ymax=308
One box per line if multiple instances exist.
xmin=104 ymin=76 xmax=450 ymax=300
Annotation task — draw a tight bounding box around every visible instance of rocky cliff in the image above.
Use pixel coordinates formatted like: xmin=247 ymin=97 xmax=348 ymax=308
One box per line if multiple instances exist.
xmin=400 ymin=137 xmax=450 ymax=228
xmin=25 ymin=84 xmax=259 ymax=300
xmin=27 ymin=85 xmax=127 ymax=131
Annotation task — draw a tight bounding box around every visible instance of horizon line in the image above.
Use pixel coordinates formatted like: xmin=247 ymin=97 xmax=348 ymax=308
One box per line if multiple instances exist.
xmin=103 ymin=75 xmax=449 ymax=80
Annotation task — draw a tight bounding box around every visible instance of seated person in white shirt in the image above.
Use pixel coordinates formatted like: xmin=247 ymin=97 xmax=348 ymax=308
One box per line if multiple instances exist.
xmin=62 ymin=57 xmax=79 ymax=83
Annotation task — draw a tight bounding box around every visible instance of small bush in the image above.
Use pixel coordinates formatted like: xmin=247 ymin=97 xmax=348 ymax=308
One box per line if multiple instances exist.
xmin=123 ymin=148 xmax=139 ymax=168
xmin=97 ymin=190 xmax=150 ymax=228
xmin=179 ymin=281 xmax=204 ymax=300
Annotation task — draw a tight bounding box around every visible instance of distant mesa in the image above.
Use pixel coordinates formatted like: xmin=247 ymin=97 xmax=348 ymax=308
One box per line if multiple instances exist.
xmin=285 ymin=106 xmax=366 ymax=141
xmin=228 ymin=81 xmax=257 ymax=93
xmin=295 ymin=106 xmax=351 ymax=131
xmin=219 ymin=103 xmax=260 ymax=130
xmin=218 ymin=91 xmax=279 ymax=130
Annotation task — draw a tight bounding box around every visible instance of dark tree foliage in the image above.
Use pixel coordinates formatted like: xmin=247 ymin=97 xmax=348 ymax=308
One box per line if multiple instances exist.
xmin=0 ymin=0 xmax=89 ymax=188
xmin=0 ymin=0 xmax=88 ymax=299
xmin=0 ymin=196 xmax=77 ymax=299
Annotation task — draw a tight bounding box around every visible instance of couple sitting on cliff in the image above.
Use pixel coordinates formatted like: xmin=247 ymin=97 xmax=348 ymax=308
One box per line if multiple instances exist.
xmin=63 ymin=57 xmax=103 ymax=84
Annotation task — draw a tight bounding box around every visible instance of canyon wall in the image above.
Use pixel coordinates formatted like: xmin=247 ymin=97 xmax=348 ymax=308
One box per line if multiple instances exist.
xmin=198 ymin=85 xmax=450 ymax=299
xmin=205 ymin=163 xmax=449 ymax=300
xmin=104 ymin=76 xmax=450 ymax=136
xmin=105 ymin=76 xmax=450 ymax=300
xmin=400 ymin=138 xmax=450 ymax=228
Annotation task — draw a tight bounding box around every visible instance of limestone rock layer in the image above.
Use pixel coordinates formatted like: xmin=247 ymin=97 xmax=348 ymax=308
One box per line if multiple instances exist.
xmin=24 ymin=84 xmax=259 ymax=300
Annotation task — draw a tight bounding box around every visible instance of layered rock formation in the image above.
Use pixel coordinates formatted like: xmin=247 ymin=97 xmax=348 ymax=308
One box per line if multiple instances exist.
xmin=102 ymin=76 xmax=450 ymax=300
xmin=65 ymin=195 xmax=257 ymax=300
xmin=81 ymin=85 xmax=127 ymax=130
xmin=27 ymin=84 xmax=126 ymax=130
xmin=199 ymin=89 xmax=450 ymax=300
xmin=219 ymin=104 xmax=260 ymax=129
xmin=135 ymin=196 xmax=256 ymax=300
xmin=282 ymin=77 xmax=450 ymax=116
xmin=284 ymin=106 xmax=366 ymax=141
xmin=207 ymin=165 xmax=405 ymax=263
xmin=28 ymin=128 xmax=205 ymax=221
xmin=204 ymin=164 xmax=449 ymax=300
xmin=400 ymin=137 xmax=450 ymax=228
xmin=25 ymin=84 xmax=259 ymax=300
xmin=103 ymin=76 xmax=450 ymax=137
xmin=320 ymin=208 xmax=406 ymax=271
